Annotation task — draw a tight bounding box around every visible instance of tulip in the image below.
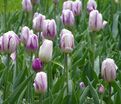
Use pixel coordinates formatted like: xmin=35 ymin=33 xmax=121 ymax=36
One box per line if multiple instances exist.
xmin=20 ymin=26 xmax=30 ymax=44
xmin=22 ymin=0 xmax=32 ymax=12
xmin=42 ymin=19 xmax=57 ymax=40
xmin=101 ymin=58 xmax=117 ymax=82
xmin=89 ymin=10 xmax=107 ymax=32
xmin=72 ymin=0 xmax=82 ymax=16
xmin=39 ymin=39 xmax=53 ymax=62
xmin=33 ymin=72 xmax=47 ymax=93
xmin=61 ymin=10 xmax=75 ymax=26
xmin=33 ymin=14 xmax=46 ymax=32
xmin=98 ymin=84 xmax=105 ymax=94
xmin=79 ymin=82 xmax=85 ymax=89
xmin=26 ymin=31 xmax=38 ymax=51
xmin=32 ymin=58 xmax=43 ymax=72
xmin=87 ymin=0 xmax=97 ymax=13
xmin=60 ymin=30 xmax=74 ymax=53
xmin=63 ymin=0 xmax=73 ymax=10
xmin=2 ymin=31 xmax=19 ymax=53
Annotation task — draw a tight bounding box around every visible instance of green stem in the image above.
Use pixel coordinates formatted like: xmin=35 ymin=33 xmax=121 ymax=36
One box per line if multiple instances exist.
xmin=64 ymin=53 xmax=69 ymax=98
xmin=109 ymin=83 xmax=112 ymax=104
xmin=48 ymin=62 xmax=52 ymax=104
xmin=3 ymin=54 xmax=10 ymax=100
xmin=4 ymin=0 xmax=7 ymax=32
xmin=39 ymin=94 xmax=43 ymax=104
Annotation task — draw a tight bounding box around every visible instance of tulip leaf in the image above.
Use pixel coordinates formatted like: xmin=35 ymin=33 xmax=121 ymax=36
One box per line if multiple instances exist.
xmin=112 ymin=12 xmax=119 ymax=38
xmin=79 ymin=86 xmax=89 ymax=103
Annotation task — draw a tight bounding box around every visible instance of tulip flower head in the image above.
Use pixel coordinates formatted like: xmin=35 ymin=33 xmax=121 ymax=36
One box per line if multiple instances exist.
xmin=42 ymin=19 xmax=57 ymax=40
xmin=33 ymin=72 xmax=47 ymax=93
xmin=60 ymin=29 xmax=74 ymax=53
xmin=101 ymin=58 xmax=117 ymax=82
xmin=87 ymin=0 xmax=97 ymax=13
xmin=32 ymin=58 xmax=43 ymax=72
xmin=33 ymin=14 xmax=46 ymax=32
xmin=89 ymin=10 xmax=107 ymax=32
xmin=98 ymin=84 xmax=105 ymax=94
xmin=21 ymin=26 xmax=30 ymax=44
xmin=26 ymin=31 xmax=38 ymax=52
xmin=2 ymin=31 xmax=19 ymax=53
xmin=79 ymin=82 xmax=85 ymax=89
xmin=22 ymin=0 xmax=32 ymax=12
xmin=72 ymin=0 xmax=82 ymax=16
xmin=39 ymin=39 xmax=53 ymax=62
xmin=61 ymin=9 xmax=75 ymax=26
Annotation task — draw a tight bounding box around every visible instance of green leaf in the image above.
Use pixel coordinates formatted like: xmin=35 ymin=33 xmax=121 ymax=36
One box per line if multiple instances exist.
xmin=94 ymin=56 xmax=100 ymax=76
xmin=112 ymin=12 xmax=119 ymax=38
xmin=87 ymin=78 xmax=99 ymax=104
xmin=79 ymin=86 xmax=89 ymax=103
xmin=4 ymin=74 xmax=33 ymax=103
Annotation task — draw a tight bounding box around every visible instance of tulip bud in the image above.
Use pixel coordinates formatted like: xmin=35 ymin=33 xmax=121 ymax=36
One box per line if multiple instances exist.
xmin=89 ymin=10 xmax=107 ymax=32
xmin=61 ymin=10 xmax=75 ymax=26
xmin=101 ymin=58 xmax=117 ymax=82
xmin=87 ymin=0 xmax=97 ymax=13
xmin=2 ymin=31 xmax=19 ymax=53
xmin=32 ymin=58 xmax=43 ymax=72
xmin=26 ymin=31 xmax=38 ymax=51
xmin=33 ymin=72 xmax=47 ymax=93
xmin=60 ymin=30 xmax=74 ymax=53
xmin=39 ymin=39 xmax=53 ymax=62
xmin=42 ymin=19 xmax=57 ymax=40
xmin=33 ymin=14 xmax=46 ymax=32
xmin=72 ymin=0 xmax=82 ymax=16
xmin=79 ymin=82 xmax=85 ymax=89
xmin=31 ymin=0 xmax=40 ymax=4
xmin=98 ymin=84 xmax=105 ymax=94
xmin=20 ymin=26 xmax=30 ymax=44
xmin=22 ymin=0 xmax=32 ymax=12
xmin=63 ymin=0 xmax=73 ymax=10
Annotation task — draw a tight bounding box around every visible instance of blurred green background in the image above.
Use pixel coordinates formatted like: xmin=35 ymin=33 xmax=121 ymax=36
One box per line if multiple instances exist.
xmin=0 ymin=0 xmax=21 ymax=12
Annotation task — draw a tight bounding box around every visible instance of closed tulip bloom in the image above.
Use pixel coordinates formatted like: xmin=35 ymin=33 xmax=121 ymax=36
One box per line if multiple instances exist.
xmin=26 ymin=32 xmax=38 ymax=51
xmin=39 ymin=39 xmax=53 ymax=62
xmin=87 ymin=0 xmax=97 ymax=13
xmin=89 ymin=10 xmax=107 ymax=32
xmin=101 ymin=58 xmax=117 ymax=82
xmin=42 ymin=19 xmax=57 ymax=40
xmin=60 ymin=31 xmax=74 ymax=53
xmin=33 ymin=72 xmax=47 ymax=93
xmin=20 ymin=26 xmax=30 ymax=44
xmin=61 ymin=10 xmax=75 ymax=26
xmin=32 ymin=58 xmax=43 ymax=72
xmin=98 ymin=84 xmax=105 ymax=94
xmin=2 ymin=31 xmax=19 ymax=53
xmin=63 ymin=0 xmax=73 ymax=10
xmin=72 ymin=0 xmax=82 ymax=16
xmin=33 ymin=14 xmax=46 ymax=32
xmin=79 ymin=82 xmax=85 ymax=89
xmin=22 ymin=0 xmax=32 ymax=12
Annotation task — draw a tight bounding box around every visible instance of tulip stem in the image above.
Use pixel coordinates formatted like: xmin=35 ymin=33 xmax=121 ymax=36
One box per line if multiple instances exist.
xmin=4 ymin=0 xmax=7 ymax=32
xmin=3 ymin=54 xmax=10 ymax=100
xmin=48 ymin=62 xmax=52 ymax=104
xmin=109 ymin=83 xmax=112 ymax=104
xmin=64 ymin=53 xmax=69 ymax=102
